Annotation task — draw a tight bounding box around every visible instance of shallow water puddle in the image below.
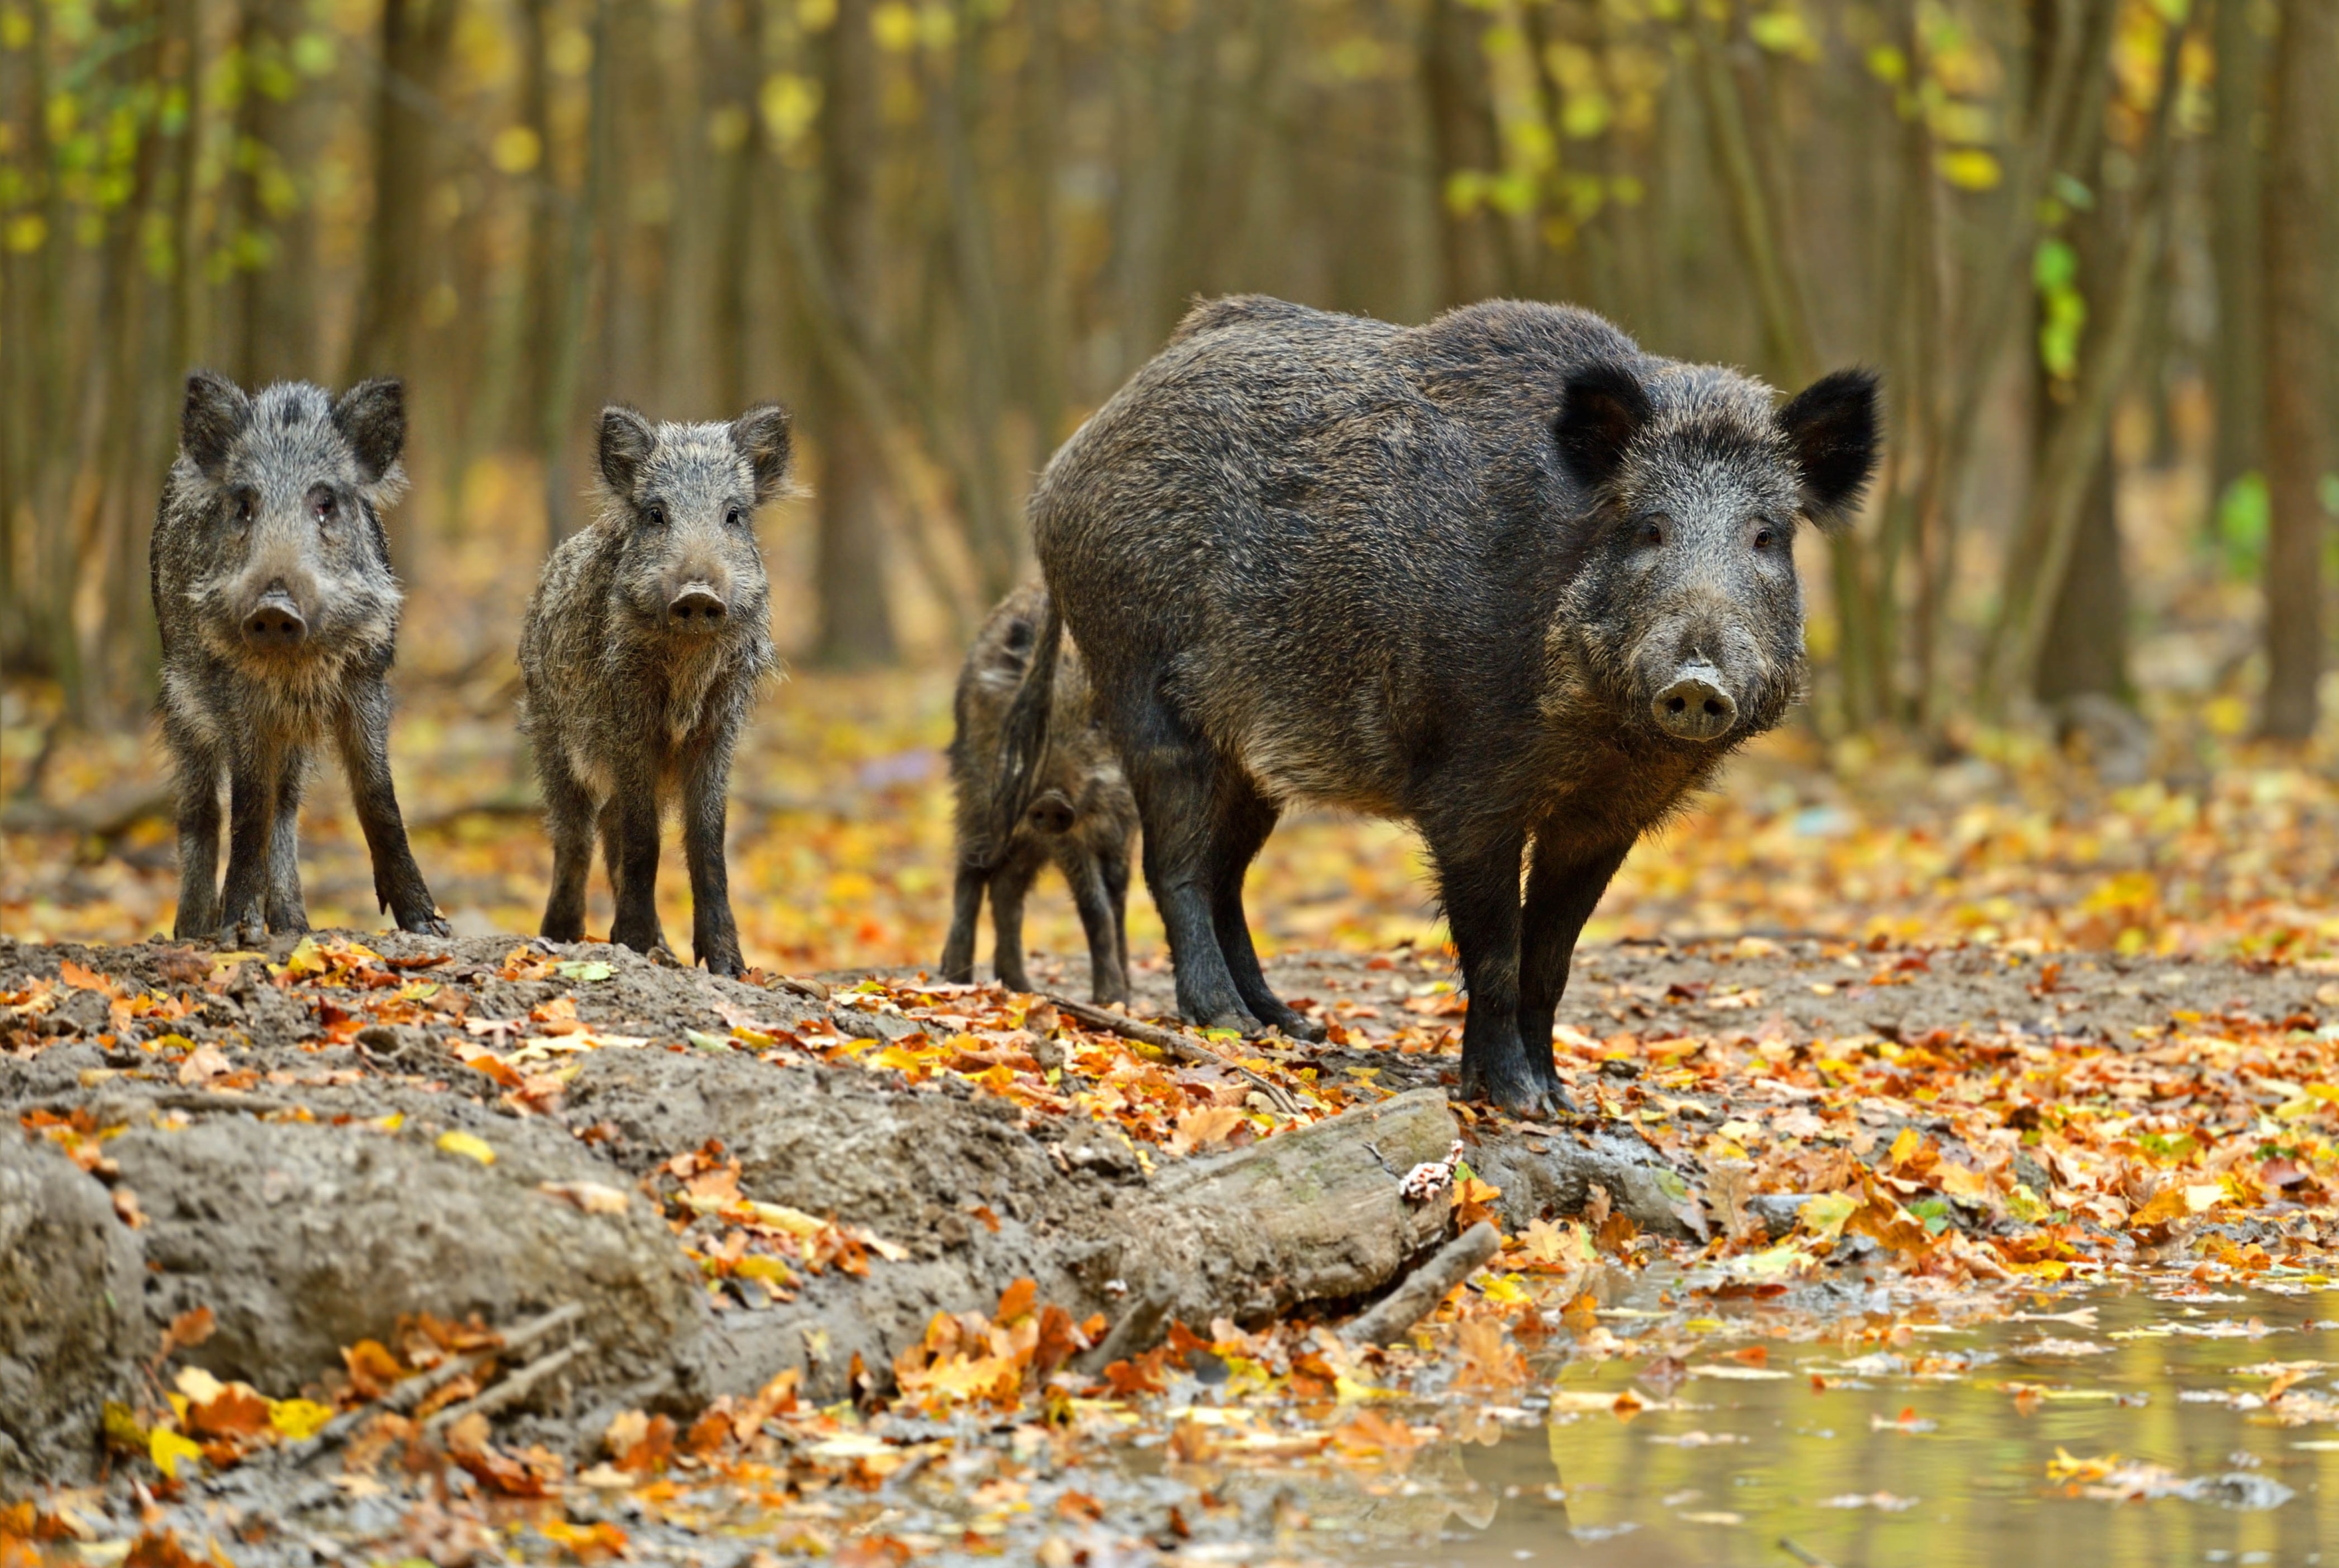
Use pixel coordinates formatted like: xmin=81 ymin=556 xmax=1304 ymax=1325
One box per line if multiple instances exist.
xmin=1288 ymin=1283 xmax=2339 ymax=1568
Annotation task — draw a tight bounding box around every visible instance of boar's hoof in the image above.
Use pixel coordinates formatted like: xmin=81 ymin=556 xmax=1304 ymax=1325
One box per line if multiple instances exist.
xmin=1651 ymin=663 xmax=1737 ymax=744
xmin=1262 ymin=1010 xmax=1329 ymax=1044
xmin=399 ymin=909 xmax=452 ymax=937
xmin=1460 ymin=1054 xmax=1566 ymax=1116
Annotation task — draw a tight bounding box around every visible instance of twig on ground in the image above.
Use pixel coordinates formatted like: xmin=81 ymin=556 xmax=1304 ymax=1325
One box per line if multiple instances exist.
xmin=420 ymin=1340 xmax=585 ymax=1437
xmin=1339 ymin=1221 xmax=1501 ymax=1347
xmin=287 ymin=1302 xmax=585 ymax=1466
xmin=1045 ymin=995 xmax=1300 ymax=1115
xmin=1778 ymin=1539 xmax=1836 ymax=1568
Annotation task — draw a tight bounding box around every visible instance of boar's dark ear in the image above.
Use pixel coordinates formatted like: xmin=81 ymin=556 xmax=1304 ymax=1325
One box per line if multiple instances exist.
xmin=1778 ymin=367 xmax=1880 ymax=524
xmin=1554 ymin=361 xmax=1653 ymax=488
xmin=730 ymin=403 xmax=794 ymax=505
xmin=331 ymin=377 xmax=406 ymax=484
xmin=598 ymin=406 xmax=655 ymax=497
xmin=181 ymin=370 xmax=251 ymax=478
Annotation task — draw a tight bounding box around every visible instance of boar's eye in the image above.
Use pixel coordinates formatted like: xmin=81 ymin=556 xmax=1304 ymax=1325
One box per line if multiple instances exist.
xmin=1752 ymin=520 xmax=1777 ymax=550
xmin=643 ymin=502 xmax=667 ymax=528
xmin=231 ymin=489 xmax=256 ymax=525
xmin=1636 ymin=514 xmax=1667 ymax=547
xmin=724 ymin=505 xmax=746 ymax=530
xmin=311 ymin=488 xmax=338 ymax=524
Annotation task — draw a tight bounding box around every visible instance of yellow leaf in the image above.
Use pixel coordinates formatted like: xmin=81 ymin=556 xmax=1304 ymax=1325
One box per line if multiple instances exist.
xmin=281 ymin=937 xmax=325 ymax=977
xmin=1479 ymin=1271 xmax=1532 ymax=1307
xmin=150 ymin=1426 xmax=204 ymax=1478
xmin=1798 ymin=1192 xmax=1859 ymax=1241
xmin=1937 ymin=1164 xmax=1991 ymax=1201
xmin=436 ymin=1130 xmax=495 ymax=1165
xmin=269 ymin=1398 xmax=335 ymax=1441
xmin=1935 ymin=148 xmax=2002 ymax=190
xmin=1887 ymin=1127 xmax=1922 ymax=1166
xmin=748 ymin=1201 xmax=828 ymax=1238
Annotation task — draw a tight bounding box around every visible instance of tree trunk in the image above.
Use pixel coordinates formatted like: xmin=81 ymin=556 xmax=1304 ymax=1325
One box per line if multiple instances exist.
xmin=227 ymin=0 xmax=317 ymax=387
xmin=2209 ymin=0 xmax=2267 ymax=509
xmin=809 ymin=0 xmax=898 ymax=667
xmin=1420 ymin=0 xmax=1507 ymax=307
xmin=2034 ymin=461 xmax=2128 ymax=705
xmin=2257 ymin=0 xmax=2334 ymax=741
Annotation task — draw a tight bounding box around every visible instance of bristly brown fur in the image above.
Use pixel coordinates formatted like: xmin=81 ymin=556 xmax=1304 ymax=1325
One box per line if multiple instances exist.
xmin=518 ymin=404 xmax=789 ymax=977
xmin=993 ymin=295 xmax=1879 ymax=1112
xmin=940 ymin=583 xmax=1137 ymax=1003
xmin=150 ymin=370 xmax=446 ymax=945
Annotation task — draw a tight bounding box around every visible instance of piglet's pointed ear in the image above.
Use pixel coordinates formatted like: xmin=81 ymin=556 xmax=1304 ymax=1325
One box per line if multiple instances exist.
xmin=1778 ymin=367 xmax=1881 ymax=524
xmin=730 ymin=402 xmax=794 ymax=506
xmin=331 ymin=377 xmax=406 ymax=484
xmin=1554 ymin=361 xmax=1653 ymax=488
xmin=182 ymin=370 xmax=251 ymax=478
xmin=598 ymin=406 xmax=655 ymax=496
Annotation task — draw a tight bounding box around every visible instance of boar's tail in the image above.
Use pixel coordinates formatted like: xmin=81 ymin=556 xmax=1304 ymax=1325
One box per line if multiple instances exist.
xmin=980 ymin=592 xmax=1063 ymax=869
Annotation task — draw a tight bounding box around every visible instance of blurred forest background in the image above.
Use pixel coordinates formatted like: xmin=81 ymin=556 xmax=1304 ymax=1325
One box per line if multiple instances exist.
xmin=6 ymin=0 xmax=2339 ymax=969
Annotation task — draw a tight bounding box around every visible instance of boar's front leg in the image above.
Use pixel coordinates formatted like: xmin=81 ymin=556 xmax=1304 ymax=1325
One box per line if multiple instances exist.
xmin=1429 ymin=819 xmax=1551 ymax=1115
xmin=680 ymin=737 xmax=743 ymax=977
xmin=604 ymin=770 xmax=672 ymax=961
xmin=264 ymin=741 xmax=311 ymax=935
xmin=334 ymin=677 xmax=449 ymax=935
xmin=1101 ymin=842 xmax=1131 ymax=987
xmin=1518 ymin=836 xmax=1629 ymax=1110
xmin=1055 ymin=841 xmax=1129 ymax=1005
xmin=939 ymin=863 xmax=986 ymax=984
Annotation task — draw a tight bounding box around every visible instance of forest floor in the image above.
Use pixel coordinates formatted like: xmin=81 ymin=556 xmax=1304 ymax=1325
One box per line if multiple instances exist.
xmin=12 ymin=663 xmax=2339 ymax=1565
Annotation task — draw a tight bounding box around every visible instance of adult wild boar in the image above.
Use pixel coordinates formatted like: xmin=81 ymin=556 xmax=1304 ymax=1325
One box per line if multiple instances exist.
xmin=991 ymin=297 xmax=1878 ymax=1112
xmin=940 ymin=583 xmax=1137 ymax=1003
xmin=520 ymin=404 xmax=789 ymax=976
xmin=151 ymin=371 xmax=448 ymax=945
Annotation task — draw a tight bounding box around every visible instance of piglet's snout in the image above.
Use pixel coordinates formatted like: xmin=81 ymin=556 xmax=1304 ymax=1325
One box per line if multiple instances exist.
xmin=1651 ymin=660 xmax=1736 ymax=743
xmin=666 ymin=583 xmax=728 ymax=631
xmin=241 ymin=587 xmax=309 ymax=651
xmin=1026 ymin=790 xmax=1077 ymax=835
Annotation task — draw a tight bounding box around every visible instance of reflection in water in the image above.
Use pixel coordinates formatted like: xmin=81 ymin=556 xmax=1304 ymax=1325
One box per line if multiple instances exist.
xmin=1216 ymin=1281 xmax=2339 ymax=1567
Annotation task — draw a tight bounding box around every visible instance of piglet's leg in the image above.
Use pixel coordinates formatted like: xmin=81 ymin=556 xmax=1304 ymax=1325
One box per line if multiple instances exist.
xmin=1057 ymin=842 xmax=1129 ymax=1006
xmin=680 ymin=736 xmax=743 ymax=977
xmin=334 ymin=677 xmax=448 ymax=936
xmin=168 ymin=737 xmax=223 ymax=941
xmin=217 ymin=744 xmax=275 ymax=948
xmin=264 ymin=741 xmax=311 ymax=935
xmin=605 ymin=768 xmax=670 ymax=961
xmin=939 ymin=863 xmax=986 ymax=984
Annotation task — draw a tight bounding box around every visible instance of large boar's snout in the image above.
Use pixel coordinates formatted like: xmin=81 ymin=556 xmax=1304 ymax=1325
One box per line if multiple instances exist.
xmin=1652 ymin=661 xmax=1736 ymax=743
xmin=241 ymin=591 xmax=308 ymax=651
xmin=667 ymin=583 xmax=728 ymax=631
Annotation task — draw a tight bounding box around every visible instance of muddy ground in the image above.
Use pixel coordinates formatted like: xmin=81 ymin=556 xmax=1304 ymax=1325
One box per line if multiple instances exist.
xmin=4 ymin=926 xmax=2330 ymax=1556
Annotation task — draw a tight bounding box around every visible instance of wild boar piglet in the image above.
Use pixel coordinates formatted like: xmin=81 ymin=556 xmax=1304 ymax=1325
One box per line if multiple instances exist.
xmin=940 ymin=583 xmax=1137 ymax=1003
xmin=151 ymin=371 xmax=446 ymax=945
xmin=520 ymin=404 xmax=789 ymax=976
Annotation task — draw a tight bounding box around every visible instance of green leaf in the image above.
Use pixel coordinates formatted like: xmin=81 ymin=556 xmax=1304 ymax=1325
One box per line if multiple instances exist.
xmin=686 ymin=1029 xmax=734 ymax=1052
xmin=555 ymin=959 xmax=613 ymax=982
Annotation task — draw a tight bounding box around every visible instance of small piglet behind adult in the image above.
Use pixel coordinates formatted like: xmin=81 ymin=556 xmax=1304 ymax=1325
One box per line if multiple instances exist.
xmin=151 ymin=371 xmax=447 ymax=945
xmin=520 ymin=404 xmax=789 ymax=975
xmin=940 ymin=583 xmax=1137 ymax=1002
